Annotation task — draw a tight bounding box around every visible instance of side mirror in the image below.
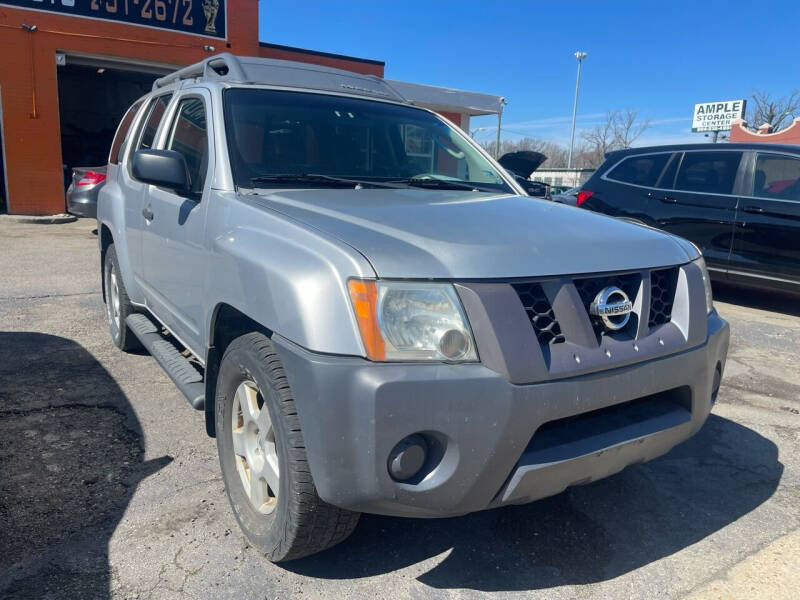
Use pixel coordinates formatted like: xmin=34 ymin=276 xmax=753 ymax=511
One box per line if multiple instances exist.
xmin=132 ymin=149 xmax=190 ymax=193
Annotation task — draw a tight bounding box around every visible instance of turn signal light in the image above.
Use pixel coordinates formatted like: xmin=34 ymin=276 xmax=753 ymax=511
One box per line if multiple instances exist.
xmin=576 ymin=190 xmax=594 ymax=207
xmin=76 ymin=171 xmax=107 ymax=186
xmin=347 ymin=279 xmax=386 ymax=360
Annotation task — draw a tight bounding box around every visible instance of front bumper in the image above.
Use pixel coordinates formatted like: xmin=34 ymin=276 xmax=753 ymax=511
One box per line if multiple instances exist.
xmin=273 ymin=312 xmax=729 ymax=518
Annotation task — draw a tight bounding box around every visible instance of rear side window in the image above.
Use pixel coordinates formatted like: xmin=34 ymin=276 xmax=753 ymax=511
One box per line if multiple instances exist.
xmin=607 ymin=153 xmax=671 ymax=187
xmin=109 ymin=99 xmax=144 ymax=164
xmin=675 ymin=151 xmax=742 ymax=195
xmin=166 ymin=98 xmax=208 ymax=194
xmin=753 ymin=153 xmax=800 ymax=201
xmin=136 ymin=94 xmax=173 ymax=152
xmin=656 ymin=153 xmax=680 ymax=189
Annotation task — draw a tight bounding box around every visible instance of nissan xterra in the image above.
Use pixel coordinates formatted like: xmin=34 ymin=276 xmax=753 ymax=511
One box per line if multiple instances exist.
xmin=98 ymin=54 xmax=729 ymax=561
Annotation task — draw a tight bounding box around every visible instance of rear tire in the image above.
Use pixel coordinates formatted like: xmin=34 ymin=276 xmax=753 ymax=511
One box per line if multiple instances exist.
xmin=103 ymin=244 xmax=140 ymax=352
xmin=215 ymin=332 xmax=360 ymax=562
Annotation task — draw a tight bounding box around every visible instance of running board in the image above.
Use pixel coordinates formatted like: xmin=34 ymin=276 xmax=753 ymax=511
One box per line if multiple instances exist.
xmin=126 ymin=313 xmax=205 ymax=410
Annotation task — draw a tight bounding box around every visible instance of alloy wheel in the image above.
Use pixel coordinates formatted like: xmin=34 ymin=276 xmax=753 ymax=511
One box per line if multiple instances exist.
xmin=231 ymin=380 xmax=279 ymax=514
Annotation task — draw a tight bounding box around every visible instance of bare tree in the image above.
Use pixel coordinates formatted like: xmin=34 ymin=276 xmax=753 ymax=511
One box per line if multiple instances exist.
xmin=478 ymin=108 xmax=651 ymax=171
xmin=581 ymin=112 xmax=617 ymax=167
xmin=580 ymin=109 xmax=650 ymax=168
xmin=612 ymin=108 xmax=650 ymax=148
xmin=479 ymin=137 xmax=569 ymax=167
xmin=747 ymin=90 xmax=800 ymax=131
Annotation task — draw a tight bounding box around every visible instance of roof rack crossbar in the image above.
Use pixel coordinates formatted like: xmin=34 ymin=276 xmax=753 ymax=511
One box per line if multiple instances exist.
xmin=152 ymin=53 xmax=246 ymax=90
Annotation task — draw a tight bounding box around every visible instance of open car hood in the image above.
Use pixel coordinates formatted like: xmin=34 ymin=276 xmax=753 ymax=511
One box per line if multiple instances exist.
xmin=497 ymin=151 xmax=547 ymax=178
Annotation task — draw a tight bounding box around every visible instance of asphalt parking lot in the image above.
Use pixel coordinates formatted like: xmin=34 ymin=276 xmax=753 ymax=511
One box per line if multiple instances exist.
xmin=1 ymin=216 xmax=798 ymax=600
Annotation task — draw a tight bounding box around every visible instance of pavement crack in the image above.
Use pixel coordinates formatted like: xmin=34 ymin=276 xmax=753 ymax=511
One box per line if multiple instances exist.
xmin=0 ymin=291 xmax=99 ymax=301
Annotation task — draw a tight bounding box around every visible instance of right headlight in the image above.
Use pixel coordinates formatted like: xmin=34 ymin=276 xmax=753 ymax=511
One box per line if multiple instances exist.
xmin=348 ymin=279 xmax=478 ymax=362
xmin=693 ymin=256 xmax=714 ymax=314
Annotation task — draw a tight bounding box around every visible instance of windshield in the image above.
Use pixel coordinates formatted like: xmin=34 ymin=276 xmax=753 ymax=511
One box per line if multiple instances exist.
xmin=223 ymin=88 xmax=513 ymax=193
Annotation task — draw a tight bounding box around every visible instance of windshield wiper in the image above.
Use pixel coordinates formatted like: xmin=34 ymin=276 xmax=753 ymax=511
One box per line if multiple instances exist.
xmin=249 ymin=173 xmax=499 ymax=193
xmin=250 ymin=173 xmax=405 ymax=189
xmin=388 ymin=177 xmax=495 ymax=192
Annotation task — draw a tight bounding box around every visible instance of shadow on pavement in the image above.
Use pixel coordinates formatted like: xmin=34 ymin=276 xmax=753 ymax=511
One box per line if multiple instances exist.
xmin=713 ymin=281 xmax=800 ymax=317
xmin=288 ymin=413 xmax=781 ymax=592
xmin=0 ymin=332 xmax=171 ymax=599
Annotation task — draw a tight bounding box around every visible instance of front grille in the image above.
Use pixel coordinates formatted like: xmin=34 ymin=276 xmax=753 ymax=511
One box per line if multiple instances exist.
xmin=649 ymin=267 xmax=679 ymax=327
xmin=574 ymin=272 xmax=641 ymax=338
xmin=512 ymin=283 xmax=565 ymax=346
xmin=512 ymin=266 xmax=681 ymax=348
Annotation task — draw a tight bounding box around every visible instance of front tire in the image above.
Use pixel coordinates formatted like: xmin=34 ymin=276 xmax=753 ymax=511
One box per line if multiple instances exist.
xmin=103 ymin=244 xmax=140 ymax=352
xmin=215 ymin=332 xmax=360 ymax=562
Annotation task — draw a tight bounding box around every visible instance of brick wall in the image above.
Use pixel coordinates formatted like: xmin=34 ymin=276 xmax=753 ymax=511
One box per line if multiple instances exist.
xmin=0 ymin=2 xmax=383 ymax=215
xmin=729 ymin=118 xmax=800 ymax=145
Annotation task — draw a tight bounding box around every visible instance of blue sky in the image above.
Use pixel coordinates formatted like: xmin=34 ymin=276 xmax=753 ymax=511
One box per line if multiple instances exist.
xmin=258 ymin=1 xmax=800 ymax=147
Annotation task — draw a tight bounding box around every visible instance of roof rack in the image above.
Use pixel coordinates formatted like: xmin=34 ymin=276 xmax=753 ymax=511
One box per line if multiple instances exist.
xmin=152 ymin=53 xmax=246 ymax=90
xmin=151 ymin=53 xmax=407 ymax=104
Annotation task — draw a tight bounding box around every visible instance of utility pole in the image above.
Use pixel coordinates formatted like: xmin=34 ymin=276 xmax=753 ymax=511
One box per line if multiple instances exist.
xmin=567 ymin=51 xmax=587 ymax=169
xmin=495 ymin=110 xmax=502 ymax=158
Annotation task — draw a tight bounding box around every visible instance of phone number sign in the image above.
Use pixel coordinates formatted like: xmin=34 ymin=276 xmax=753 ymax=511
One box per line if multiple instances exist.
xmin=1 ymin=0 xmax=226 ymax=39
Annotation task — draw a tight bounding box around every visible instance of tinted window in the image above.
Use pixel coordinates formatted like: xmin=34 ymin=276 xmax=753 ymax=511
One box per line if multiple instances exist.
xmin=166 ymin=98 xmax=208 ymax=194
xmin=753 ymin=153 xmax=800 ymax=201
xmin=222 ymin=89 xmax=511 ymax=193
xmin=675 ymin=151 xmax=741 ymax=195
xmin=109 ymin=99 xmax=144 ymax=164
xmin=136 ymin=94 xmax=172 ymax=152
xmin=607 ymin=153 xmax=670 ymax=187
xmin=656 ymin=153 xmax=680 ymax=189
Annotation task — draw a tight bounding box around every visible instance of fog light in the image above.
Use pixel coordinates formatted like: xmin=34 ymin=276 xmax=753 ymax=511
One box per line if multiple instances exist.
xmin=388 ymin=434 xmax=427 ymax=482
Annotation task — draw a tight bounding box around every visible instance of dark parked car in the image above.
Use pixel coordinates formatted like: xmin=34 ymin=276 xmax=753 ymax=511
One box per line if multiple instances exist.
xmin=66 ymin=166 xmax=107 ymax=218
xmin=578 ymin=143 xmax=800 ymax=293
xmin=498 ymin=151 xmax=550 ymax=198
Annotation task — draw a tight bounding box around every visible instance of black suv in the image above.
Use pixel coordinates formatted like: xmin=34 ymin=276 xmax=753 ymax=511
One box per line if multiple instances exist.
xmin=579 ymin=143 xmax=800 ymax=293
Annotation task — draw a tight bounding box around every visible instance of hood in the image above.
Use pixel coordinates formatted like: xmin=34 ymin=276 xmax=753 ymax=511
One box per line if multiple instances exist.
xmin=497 ymin=151 xmax=547 ymax=178
xmin=247 ymin=188 xmax=692 ymax=279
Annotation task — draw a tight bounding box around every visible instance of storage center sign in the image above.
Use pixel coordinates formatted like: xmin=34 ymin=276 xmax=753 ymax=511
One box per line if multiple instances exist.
xmin=1 ymin=0 xmax=226 ymax=39
xmin=691 ymin=99 xmax=746 ymax=133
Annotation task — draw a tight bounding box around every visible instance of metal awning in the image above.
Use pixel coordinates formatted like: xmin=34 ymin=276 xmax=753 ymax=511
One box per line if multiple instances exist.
xmin=386 ymin=79 xmax=506 ymax=156
xmin=385 ymin=79 xmax=505 ymax=116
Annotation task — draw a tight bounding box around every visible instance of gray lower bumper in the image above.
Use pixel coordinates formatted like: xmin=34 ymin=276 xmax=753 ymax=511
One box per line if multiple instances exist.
xmin=66 ymin=196 xmax=97 ymax=218
xmin=273 ymin=313 xmax=729 ymax=518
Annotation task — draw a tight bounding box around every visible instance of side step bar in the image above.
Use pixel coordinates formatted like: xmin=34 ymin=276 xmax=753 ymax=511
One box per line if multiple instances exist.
xmin=126 ymin=314 xmax=205 ymax=410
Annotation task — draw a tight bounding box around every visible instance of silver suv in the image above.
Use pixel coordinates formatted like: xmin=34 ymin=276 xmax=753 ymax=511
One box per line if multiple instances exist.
xmin=98 ymin=54 xmax=730 ymax=561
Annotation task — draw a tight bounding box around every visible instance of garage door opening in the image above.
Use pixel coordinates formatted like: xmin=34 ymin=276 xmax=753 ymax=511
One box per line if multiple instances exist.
xmin=0 ymin=89 xmax=6 ymax=213
xmin=57 ymin=63 xmax=158 ymax=190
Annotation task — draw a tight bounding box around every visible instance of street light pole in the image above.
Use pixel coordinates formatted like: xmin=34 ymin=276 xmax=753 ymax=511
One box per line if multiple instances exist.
xmin=567 ymin=51 xmax=587 ymax=169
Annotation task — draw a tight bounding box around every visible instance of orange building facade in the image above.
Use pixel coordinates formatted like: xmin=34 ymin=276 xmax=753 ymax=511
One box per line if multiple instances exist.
xmin=0 ymin=1 xmax=384 ymax=215
xmin=729 ymin=118 xmax=800 ymax=145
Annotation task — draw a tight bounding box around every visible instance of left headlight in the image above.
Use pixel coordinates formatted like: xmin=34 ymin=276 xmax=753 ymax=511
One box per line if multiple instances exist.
xmin=348 ymin=279 xmax=478 ymax=362
xmin=693 ymin=256 xmax=714 ymax=314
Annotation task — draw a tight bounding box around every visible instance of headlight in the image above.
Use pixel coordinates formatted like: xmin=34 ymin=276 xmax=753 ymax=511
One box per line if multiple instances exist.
xmin=693 ymin=256 xmax=714 ymax=314
xmin=348 ymin=280 xmax=478 ymax=362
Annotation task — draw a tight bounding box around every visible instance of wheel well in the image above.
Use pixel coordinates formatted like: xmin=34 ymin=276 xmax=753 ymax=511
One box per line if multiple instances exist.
xmin=99 ymin=224 xmax=114 ymax=302
xmin=204 ymin=304 xmax=272 ymax=437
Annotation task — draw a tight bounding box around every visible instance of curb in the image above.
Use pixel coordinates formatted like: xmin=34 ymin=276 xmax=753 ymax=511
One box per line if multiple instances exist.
xmin=0 ymin=213 xmax=78 ymax=225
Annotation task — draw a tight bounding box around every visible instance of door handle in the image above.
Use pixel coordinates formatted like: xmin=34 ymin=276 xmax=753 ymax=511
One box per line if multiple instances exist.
xmin=661 ymin=195 xmax=677 ymax=203
xmin=142 ymin=206 xmax=154 ymax=221
xmin=742 ymin=205 xmax=764 ymax=214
